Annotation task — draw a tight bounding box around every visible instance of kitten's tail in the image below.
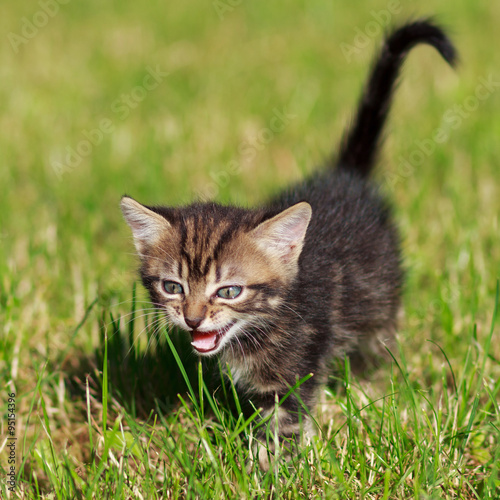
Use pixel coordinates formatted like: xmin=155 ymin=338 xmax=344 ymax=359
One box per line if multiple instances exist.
xmin=336 ymin=19 xmax=457 ymax=177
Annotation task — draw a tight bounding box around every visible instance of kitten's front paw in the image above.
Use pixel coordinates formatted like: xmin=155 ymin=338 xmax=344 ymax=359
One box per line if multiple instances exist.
xmin=247 ymin=437 xmax=277 ymax=472
xmin=249 ymin=434 xmax=297 ymax=472
xmin=247 ymin=406 xmax=316 ymax=471
xmin=256 ymin=439 xmax=273 ymax=472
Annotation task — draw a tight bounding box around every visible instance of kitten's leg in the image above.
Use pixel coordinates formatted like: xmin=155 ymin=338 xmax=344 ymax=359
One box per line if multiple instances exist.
xmin=349 ymin=323 xmax=398 ymax=375
xmin=252 ymin=387 xmax=317 ymax=471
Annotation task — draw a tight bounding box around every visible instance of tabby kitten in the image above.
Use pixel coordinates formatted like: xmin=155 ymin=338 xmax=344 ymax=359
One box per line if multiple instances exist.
xmin=121 ymin=21 xmax=456 ymax=468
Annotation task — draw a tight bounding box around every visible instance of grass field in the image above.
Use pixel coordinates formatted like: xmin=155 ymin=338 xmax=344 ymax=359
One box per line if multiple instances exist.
xmin=1 ymin=0 xmax=499 ymax=498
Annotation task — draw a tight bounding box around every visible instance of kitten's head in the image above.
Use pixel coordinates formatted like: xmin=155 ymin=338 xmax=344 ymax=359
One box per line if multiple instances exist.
xmin=121 ymin=196 xmax=311 ymax=356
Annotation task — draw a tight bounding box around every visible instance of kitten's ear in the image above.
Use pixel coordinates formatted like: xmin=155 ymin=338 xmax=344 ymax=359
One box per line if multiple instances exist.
xmin=120 ymin=196 xmax=171 ymax=253
xmin=252 ymin=202 xmax=312 ymax=266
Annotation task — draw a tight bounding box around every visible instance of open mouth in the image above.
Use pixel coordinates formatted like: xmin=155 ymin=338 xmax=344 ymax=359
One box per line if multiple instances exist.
xmin=190 ymin=322 xmax=235 ymax=354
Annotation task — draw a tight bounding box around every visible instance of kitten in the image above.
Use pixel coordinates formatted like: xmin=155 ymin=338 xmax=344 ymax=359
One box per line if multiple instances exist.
xmin=120 ymin=21 xmax=456 ymax=468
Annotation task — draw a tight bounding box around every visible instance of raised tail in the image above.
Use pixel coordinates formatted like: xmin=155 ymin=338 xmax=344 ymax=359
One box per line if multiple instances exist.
xmin=336 ymin=19 xmax=457 ymax=177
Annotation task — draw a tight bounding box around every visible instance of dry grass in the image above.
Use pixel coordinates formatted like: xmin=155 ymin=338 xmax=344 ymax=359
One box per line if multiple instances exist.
xmin=1 ymin=0 xmax=499 ymax=498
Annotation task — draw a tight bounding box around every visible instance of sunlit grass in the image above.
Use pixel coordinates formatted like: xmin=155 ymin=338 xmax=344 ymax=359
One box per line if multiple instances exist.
xmin=1 ymin=0 xmax=499 ymax=498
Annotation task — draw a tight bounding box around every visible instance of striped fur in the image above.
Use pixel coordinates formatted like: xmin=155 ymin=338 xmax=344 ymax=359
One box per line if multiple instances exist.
xmin=121 ymin=21 xmax=456 ymax=469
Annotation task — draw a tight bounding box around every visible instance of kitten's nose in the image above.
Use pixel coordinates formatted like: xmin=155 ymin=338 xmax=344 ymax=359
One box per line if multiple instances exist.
xmin=185 ymin=316 xmax=204 ymax=330
xmin=184 ymin=304 xmax=207 ymax=330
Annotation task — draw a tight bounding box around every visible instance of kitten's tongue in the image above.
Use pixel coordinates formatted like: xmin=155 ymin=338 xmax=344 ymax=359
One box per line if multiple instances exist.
xmin=191 ymin=331 xmax=218 ymax=352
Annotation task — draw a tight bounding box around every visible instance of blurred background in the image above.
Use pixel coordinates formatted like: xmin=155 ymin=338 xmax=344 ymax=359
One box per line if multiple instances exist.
xmin=1 ymin=0 xmax=500 ymax=494
xmin=1 ymin=0 xmax=499 ymax=407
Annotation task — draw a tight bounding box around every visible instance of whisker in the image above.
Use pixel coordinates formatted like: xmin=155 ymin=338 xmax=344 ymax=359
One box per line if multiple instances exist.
xmin=124 ymin=315 xmax=167 ymax=358
xmin=278 ymin=303 xmax=306 ymax=323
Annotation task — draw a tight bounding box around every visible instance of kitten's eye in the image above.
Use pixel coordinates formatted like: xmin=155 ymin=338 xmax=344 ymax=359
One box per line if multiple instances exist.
xmin=216 ymin=286 xmax=242 ymax=299
xmin=163 ymin=281 xmax=184 ymax=295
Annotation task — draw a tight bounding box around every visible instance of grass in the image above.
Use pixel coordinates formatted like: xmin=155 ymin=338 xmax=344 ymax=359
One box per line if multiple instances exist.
xmin=1 ymin=0 xmax=500 ymax=497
